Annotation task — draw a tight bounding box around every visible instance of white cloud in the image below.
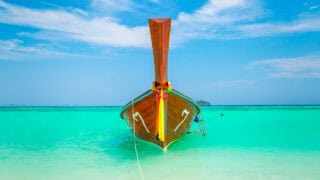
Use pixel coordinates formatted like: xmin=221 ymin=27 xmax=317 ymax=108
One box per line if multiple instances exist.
xmin=269 ymin=72 xmax=320 ymax=79
xmin=248 ymin=55 xmax=320 ymax=79
xmin=171 ymin=0 xmax=320 ymax=42
xmin=0 ymin=0 xmax=263 ymax=48
xmin=90 ymin=0 xmax=136 ymax=12
xmin=0 ymin=39 xmax=22 ymax=52
xmin=71 ymin=8 xmax=89 ymax=16
xmin=0 ymin=0 xmax=320 ymax=49
xmin=238 ymin=18 xmax=320 ymax=37
xmin=309 ymin=5 xmax=318 ymax=10
xmin=176 ymin=0 xmax=250 ymax=24
xmin=0 ymin=39 xmax=93 ymax=60
xmin=18 ymin=31 xmax=70 ymax=41
xmin=171 ymin=0 xmax=262 ymax=43
xmin=149 ymin=0 xmax=160 ymax=3
xmin=0 ymin=0 xmax=149 ymax=48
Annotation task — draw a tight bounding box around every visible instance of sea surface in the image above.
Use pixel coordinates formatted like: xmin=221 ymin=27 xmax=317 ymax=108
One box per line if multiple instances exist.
xmin=0 ymin=106 xmax=320 ymax=179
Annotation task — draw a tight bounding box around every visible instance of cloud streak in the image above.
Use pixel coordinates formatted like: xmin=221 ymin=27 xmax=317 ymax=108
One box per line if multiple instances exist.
xmin=238 ymin=18 xmax=320 ymax=37
xmin=248 ymin=55 xmax=320 ymax=79
xmin=0 ymin=39 xmax=94 ymax=60
xmin=90 ymin=0 xmax=136 ymax=12
xmin=171 ymin=0 xmax=262 ymax=43
xmin=172 ymin=0 xmax=320 ymax=42
xmin=0 ymin=0 xmax=149 ymax=47
xmin=0 ymin=0 xmax=320 ymax=48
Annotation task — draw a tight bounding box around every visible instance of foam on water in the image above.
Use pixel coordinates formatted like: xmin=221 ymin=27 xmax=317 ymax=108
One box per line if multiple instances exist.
xmin=0 ymin=106 xmax=320 ymax=179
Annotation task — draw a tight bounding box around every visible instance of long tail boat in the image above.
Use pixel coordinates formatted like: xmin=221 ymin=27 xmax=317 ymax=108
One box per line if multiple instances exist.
xmin=120 ymin=18 xmax=201 ymax=150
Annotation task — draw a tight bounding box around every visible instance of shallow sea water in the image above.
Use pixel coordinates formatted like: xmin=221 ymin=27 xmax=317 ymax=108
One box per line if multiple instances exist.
xmin=0 ymin=106 xmax=320 ymax=179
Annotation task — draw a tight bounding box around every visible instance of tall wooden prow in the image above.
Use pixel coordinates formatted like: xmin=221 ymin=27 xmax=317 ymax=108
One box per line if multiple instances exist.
xmin=149 ymin=18 xmax=171 ymax=89
xmin=120 ymin=18 xmax=201 ymax=150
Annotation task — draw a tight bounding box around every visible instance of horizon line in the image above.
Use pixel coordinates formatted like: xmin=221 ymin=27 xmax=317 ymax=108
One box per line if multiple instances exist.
xmin=1 ymin=104 xmax=320 ymax=108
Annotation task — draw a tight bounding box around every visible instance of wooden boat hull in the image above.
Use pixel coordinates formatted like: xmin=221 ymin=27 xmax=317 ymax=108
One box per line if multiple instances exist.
xmin=120 ymin=18 xmax=201 ymax=150
xmin=120 ymin=89 xmax=200 ymax=149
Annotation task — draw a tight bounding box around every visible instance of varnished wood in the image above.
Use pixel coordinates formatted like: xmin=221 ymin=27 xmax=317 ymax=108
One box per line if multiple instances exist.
xmin=149 ymin=18 xmax=171 ymax=87
xmin=120 ymin=89 xmax=200 ymax=148
xmin=120 ymin=18 xmax=201 ymax=150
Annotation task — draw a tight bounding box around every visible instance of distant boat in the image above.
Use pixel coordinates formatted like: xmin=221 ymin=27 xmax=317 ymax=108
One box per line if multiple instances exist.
xmin=120 ymin=18 xmax=204 ymax=150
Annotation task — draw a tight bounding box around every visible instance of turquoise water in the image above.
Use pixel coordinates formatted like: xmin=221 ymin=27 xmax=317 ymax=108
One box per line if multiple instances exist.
xmin=0 ymin=106 xmax=320 ymax=179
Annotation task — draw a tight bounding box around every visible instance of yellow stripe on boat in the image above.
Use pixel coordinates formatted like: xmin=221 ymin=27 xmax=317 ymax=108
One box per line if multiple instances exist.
xmin=158 ymin=90 xmax=165 ymax=142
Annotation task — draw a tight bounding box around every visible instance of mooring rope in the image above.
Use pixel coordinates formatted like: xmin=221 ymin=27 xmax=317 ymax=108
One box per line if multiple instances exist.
xmin=131 ymin=99 xmax=145 ymax=180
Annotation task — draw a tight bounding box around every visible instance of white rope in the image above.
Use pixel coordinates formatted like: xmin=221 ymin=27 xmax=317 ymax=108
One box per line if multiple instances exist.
xmin=131 ymin=99 xmax=145 ymax=180
xmin=199 ymin=113 xmax=207 ymax=136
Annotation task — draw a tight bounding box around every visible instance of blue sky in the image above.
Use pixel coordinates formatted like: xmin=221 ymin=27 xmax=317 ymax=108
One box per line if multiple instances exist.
xmin=0 ymin=0 xmax=320 ymax=106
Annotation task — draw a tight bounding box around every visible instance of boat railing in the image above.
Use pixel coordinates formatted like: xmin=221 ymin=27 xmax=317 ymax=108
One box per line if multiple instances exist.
xmin=187 ymin=113 xmax=207 ymax=136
